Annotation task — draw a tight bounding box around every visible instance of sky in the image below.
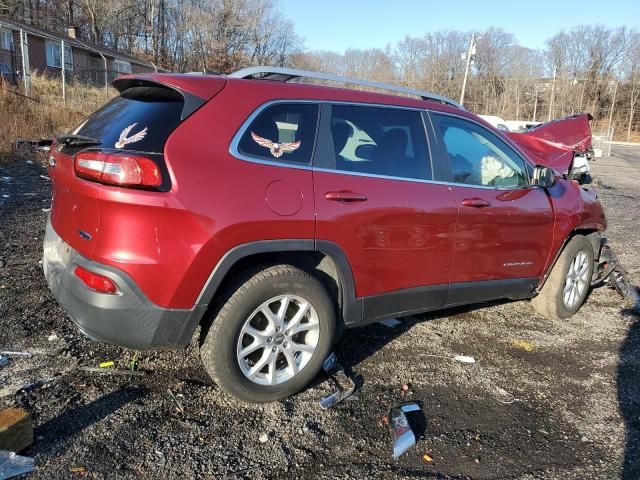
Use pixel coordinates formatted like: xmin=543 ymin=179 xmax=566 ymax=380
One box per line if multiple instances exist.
xmin=279 ymin=0 xmax=640 ymax=53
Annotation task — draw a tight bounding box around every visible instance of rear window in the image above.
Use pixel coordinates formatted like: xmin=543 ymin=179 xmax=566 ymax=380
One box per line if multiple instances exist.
xmin=328 ymin=104 xmax=432 ymax=180
xmin=72 ymin=86 xmax=184 ymax=154
xmin=236 ymin=102 xmax=319 ymax=165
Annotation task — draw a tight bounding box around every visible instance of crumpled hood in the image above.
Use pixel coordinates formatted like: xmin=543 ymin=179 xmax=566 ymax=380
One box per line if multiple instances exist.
xmin=506 ymin=113 xmax=592 ymax=172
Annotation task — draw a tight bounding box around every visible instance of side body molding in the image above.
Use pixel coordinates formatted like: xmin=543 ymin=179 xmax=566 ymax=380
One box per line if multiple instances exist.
xmin=192 ymin=240 xmax=543 ymax=336
xmin=194 ymin=240 xmax=363 ymax=325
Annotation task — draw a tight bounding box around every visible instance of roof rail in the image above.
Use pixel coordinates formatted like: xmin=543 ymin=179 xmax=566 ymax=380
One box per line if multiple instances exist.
xmin=229 ymin=66 xmax=463 ymax=109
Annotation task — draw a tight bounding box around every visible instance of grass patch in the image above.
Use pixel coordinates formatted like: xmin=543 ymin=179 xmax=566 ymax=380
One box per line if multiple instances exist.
xmin=0 ymin=74 xmax=116 ymax=157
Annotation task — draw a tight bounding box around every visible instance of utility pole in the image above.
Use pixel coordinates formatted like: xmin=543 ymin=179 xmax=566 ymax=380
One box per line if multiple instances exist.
xmin=547 ymin=67 xmax=556 ymax=121
xmin=529 ymin=85 xmax=539 ymax=122
xmin=19 ymin=29 xmax=31 ymax=96
xmin=98 ymin=52 xmax=108 ymax=98
xmin=61 ymin=40 xmax=66 ymax=103
xmin=608 ymin=80 xmax=618 ymax=137
xmin=459 ymin=33 xmax=475 ymax=106
xmin=578 ymin=79 xmax=586 ymax=112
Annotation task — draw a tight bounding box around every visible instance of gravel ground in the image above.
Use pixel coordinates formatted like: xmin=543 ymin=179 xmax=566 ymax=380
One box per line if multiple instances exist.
xmin=0 ymin=147 xmax=638 ymax=479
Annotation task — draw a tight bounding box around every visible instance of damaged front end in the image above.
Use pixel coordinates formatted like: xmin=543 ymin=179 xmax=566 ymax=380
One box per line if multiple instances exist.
xmin=507 ymin=113 xmax=594 ymax=185
xmin=592 ymin=240 xmax=634 ymax=300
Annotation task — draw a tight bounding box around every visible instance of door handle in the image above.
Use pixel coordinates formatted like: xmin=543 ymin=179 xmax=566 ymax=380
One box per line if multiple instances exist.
xmin=461 ymin=198 xmax=491 ymax=208
xmin=325 ymin=190 xmax=368 ymax=202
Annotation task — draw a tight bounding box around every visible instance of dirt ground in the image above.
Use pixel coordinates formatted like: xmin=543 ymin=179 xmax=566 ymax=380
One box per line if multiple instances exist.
xmin=0 ymin=147 xmax=639 ymax=479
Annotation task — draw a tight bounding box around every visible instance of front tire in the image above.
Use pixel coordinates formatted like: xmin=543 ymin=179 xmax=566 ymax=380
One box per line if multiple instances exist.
xmin=200 ymin=264 xmax=336 ymax=403
xmin=532 ymin=235 xmax=594 ymax=319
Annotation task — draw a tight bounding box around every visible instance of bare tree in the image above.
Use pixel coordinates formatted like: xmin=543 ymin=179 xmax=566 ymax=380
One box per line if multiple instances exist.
xmin=2 ymin=3 xmax=639 ymax=138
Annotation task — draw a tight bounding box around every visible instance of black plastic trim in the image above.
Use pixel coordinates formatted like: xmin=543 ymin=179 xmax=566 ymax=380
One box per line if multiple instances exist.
xmin=313 ymin=102 xmax=335 ymax=169
xmin=196 ymin=240 xmax=540 ymax=329
xmin=422 ymin=111 xmax=447 ymax=182
xmin=196 ymin=240 xmax=315 ymax=306
xmin=538 ymin=230 xmax=602 ymax=290
xmin=316 ymin=240 xmax=362 ymax=325
xmin=445 ymin=278 xmax=538 ymax=306
xmin=356 ymin=277 xmax=538 ymax=326
xmin=195 ymin=239 xmax=362 ymax=325
xmin=112 ymin=77 xmax=205 ymax=120
xmin=362 ymin=284 xmax=448 ymax=323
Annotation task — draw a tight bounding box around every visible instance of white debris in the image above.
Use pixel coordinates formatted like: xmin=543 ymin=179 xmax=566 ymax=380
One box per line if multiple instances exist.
xmin=25 ymin=160 xmax=34 ymax=164
xmin=0 ymin=176 xmax=11 ymax=182
xmin=47 ymin=333 xmax=58 ymax=342
xmin=454 ymin=355 xmax=476 ymax=364
xmin=40 ymin=175 xmax=50 ymax=181
xmin=259 ymin=433 xmax=269 ymax=443
xmin=41 ymin=207 xmax=51 ymax=213
xmin=1 ymin=195 xmax=9 ymax=199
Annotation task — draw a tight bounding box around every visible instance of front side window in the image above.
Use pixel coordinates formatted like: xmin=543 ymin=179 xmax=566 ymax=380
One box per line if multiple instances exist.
xmin=431 ymin=114 xmax=529 ymax=188
xmin=46 ymin=41 xmax=73 ymax=70
xmin=237 ymin=103 xmax=319 ymax=165
xmin=0 ymin=29 xmax=13 ymax=50
xmin=328 ymin=104 xmax=431 ymax=180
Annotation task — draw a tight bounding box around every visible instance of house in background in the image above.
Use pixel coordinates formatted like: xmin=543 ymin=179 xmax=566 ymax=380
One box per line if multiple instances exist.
xmin=0 ymin=16 xmax=155 ymax=87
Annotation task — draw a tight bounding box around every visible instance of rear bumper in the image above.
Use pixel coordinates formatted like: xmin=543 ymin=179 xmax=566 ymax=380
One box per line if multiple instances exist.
xmin=43 ymin=218 xmax=205 ymax=350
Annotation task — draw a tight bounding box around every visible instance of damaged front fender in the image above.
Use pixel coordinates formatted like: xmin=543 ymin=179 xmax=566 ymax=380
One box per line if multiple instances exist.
xmin=506 ymin=113 xmax=593 ymax=173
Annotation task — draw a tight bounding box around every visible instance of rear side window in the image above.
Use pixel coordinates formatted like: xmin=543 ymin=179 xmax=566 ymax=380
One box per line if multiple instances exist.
xmin=328 ymin=104 xmax=431 ymax=180
xmin=237 ymin=103 xmax=319 ymax=165
xmin=72 ymin=86 xmax=184 ymax=154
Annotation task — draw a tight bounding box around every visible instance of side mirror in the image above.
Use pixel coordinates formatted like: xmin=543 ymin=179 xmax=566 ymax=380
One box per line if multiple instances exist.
xmin=532 ymin=165 xmax=556 ymax=188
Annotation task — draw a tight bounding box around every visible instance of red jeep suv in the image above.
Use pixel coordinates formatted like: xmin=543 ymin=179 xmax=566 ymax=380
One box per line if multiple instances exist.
xmin=43 ymin=67 xmax=607 ymax=402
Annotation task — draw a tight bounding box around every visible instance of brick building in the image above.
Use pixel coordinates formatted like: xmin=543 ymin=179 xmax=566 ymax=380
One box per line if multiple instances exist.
xmin=0 ymin=16 xmax=155 ymax=86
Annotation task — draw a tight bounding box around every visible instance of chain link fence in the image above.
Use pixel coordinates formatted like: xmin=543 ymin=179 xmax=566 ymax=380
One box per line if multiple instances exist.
xmin=593 ymin=129 xmax=615 ymax=158
xmin=0 ymin=35 xmax=23 ymax=88
xmin=0 ymin=23 xmax=154 ymax=111
xmin=62 ymin=47 xmax=119 ymax=108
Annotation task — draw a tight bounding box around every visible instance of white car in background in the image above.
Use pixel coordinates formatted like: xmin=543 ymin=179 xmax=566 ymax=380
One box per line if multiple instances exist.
xmin=505 ymin=120 xmax=542 ymax=132
xmin=479 ymin=115 xmax=510 ymax=131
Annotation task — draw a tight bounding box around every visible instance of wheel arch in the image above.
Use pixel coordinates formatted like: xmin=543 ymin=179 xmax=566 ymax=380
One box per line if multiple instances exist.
xmin=194 ymin=240 xmax=361 ymax=326
xmin=537 ymin=228 xmax=602 ymax=291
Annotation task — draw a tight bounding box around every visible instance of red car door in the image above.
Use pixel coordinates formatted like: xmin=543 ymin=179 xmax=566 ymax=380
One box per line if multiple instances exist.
xmin=313 ymin=103 xmax=458 ymax=321
xmin=429 ymin=112 xmax=554 ymax=303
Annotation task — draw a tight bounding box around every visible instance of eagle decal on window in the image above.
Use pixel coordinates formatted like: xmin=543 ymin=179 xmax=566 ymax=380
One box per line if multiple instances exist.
xmin=115 ymin=123 xmax=148 ymax=149
xmin=251 ymin=132 xmax=301 ymax=158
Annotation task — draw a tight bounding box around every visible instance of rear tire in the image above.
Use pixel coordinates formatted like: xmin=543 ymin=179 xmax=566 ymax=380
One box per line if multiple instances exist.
xmin=200 ymin=264 xmax=335 ymax=403
xmin=532 ymin=235 xmax=594 ymax=319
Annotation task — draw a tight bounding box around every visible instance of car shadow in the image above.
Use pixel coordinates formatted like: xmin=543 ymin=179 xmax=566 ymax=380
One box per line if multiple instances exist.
xmin=618 ymin=293 xmax=640 ymax=479
xmin=334 ymin=300 xmax=506 ymax=377
xmin=34 ymin=386 xmax=146 ymax=456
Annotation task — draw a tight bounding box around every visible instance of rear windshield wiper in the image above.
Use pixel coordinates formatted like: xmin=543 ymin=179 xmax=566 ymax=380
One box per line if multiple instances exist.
xmin=56 ymin=134 xmax=101 ymax=147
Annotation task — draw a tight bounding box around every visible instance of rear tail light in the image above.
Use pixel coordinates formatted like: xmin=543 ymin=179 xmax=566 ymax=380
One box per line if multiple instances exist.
xmin=74 ymin=265 xmax=118 ymax=294
xmin=74 ymin=151 xmax=162 ymax=188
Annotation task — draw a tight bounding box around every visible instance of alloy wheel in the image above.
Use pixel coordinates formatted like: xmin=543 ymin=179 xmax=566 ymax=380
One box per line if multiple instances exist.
xmin=562 ymin=250 xmax=590 ymax=309
xmin=236 ymin=294 xmax=320 ymax=385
